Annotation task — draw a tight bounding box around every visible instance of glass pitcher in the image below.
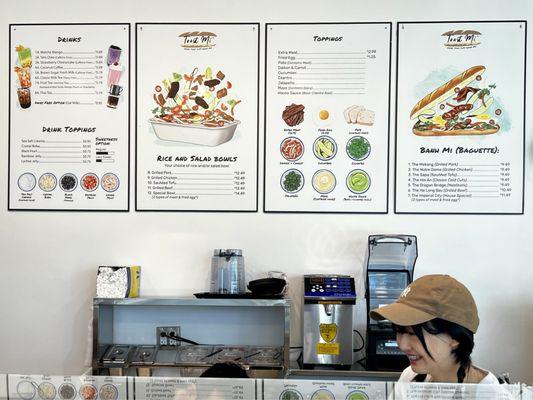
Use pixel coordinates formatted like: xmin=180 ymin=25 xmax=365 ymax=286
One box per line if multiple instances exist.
xmin=210 ymin=249 xmax=245 ymax=294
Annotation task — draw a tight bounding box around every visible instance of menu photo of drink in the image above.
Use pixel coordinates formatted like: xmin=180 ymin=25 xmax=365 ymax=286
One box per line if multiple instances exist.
xmin=264 ymin=23 xmax=391 ymax=213
xmin=9 ymin=23 xmax=130 ymax=211
xmin=395 ymin=21 xmax=526 ymax=214
xmin=136 ymin=23 xmax=259 ymax=211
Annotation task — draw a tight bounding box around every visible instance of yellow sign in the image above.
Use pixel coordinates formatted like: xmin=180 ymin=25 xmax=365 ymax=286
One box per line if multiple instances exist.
xmin=319 ymin=323 xmax=337 ymax=343
xmin=316 ymin=342 xmax=340 ymax=355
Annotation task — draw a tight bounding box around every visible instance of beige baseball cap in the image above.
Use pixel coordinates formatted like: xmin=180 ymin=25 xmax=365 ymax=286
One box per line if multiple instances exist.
xmin=369 ymin=274 xmax=479 ymax=333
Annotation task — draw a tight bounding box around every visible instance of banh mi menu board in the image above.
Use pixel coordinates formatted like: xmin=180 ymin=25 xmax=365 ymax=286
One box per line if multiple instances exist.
xmin=134 ymin=377 xmax=255 ymax=400
xmin=395 ymin=21 xmax=526 ymax=214
xmin=262 ymin=379 xmax=388 ymax=400
xmin=9 ymin=24 xmax=130 ymax=211
xmin=8 ymin=374 xmax=127 ymax=400
xmin=264 ymin=23 xmax=391 ymax=213
xmin=136 ymin=23 xmax=259 ymax=211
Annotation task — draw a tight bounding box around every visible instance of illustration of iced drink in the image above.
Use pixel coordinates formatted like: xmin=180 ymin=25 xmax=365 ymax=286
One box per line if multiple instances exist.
xmin=107 ymin=63 xmax=123 ymax=86
xmin=15 ymin=66 xmax=31 ymax=88
xmin=106 ymin=45 xmax=122 ymax=66
xmin=107 ymin=84 xmax=123 ymax=109
xmin=17 ymin=87 xmax=31 ymax=109
xmin=16 ymin=45 xmax=32 ymax=67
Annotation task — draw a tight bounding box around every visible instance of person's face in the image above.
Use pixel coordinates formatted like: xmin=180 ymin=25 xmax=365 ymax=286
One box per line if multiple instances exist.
xmin=396 ymin=326 xmax=459 ymax=376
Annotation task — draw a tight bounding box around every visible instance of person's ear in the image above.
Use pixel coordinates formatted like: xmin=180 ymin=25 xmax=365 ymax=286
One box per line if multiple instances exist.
xmin=450 ymin=338 xmax=459 ymax=350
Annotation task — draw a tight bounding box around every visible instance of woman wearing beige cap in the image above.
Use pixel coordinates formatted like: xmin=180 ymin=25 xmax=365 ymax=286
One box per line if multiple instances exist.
xmin=370 ymin=274 xmax=498 ymax=383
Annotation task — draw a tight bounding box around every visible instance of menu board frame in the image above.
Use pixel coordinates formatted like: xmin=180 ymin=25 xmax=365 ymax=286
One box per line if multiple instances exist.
xmin=134 ymin=22 xmax=260 ymax=213
xmin=394 ymin=20 xmax=526 ymax=215
xmin=8 ymin=22 xmax=131 ymax=212
xmin=263 ymin=22 xmax=392 ymax=214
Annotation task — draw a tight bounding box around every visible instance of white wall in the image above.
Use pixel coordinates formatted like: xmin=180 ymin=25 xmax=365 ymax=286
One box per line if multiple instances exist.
xmin=1 ymin=0 xmax=532 ymax=383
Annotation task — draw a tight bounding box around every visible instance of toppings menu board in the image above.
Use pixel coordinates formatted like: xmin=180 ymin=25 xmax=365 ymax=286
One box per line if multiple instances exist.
xmin=264 ymin=23 xmax=391 ymax=213
xmin=136 ymin=23 xmax=259 ymax=211
xmin=262 ymin=379 xmax=387 ymax=400
xmin=9 ymin=24 xmax=130 ymax=211
xmin=8 ymin=374 xmax=127 ymax=400
xmin=395 ymin=21 xmax=526 ymax=214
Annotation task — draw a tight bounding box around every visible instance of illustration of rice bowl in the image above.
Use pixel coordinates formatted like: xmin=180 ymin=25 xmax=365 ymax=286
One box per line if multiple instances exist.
xmin=347 ymin=169 xmax=371 ymax=194
xmin=150 ymin=119 xmax=240 ymax=147
xmin=38 ymin=173 xmax=57 ymax=192
xmin=18 ymin=172 xmax=36 ymax=192
xmin=17 ymin=380 xmax=36 ymax=400
xmin=312 ymin=169 xmax=336 ymax=194
xmin=149 ymin=66 xmax=242 ymax=146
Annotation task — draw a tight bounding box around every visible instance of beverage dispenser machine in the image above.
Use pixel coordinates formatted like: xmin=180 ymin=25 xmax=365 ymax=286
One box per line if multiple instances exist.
xmin=303 ymin=274 xmax=356 ymax=368
xmin=365 ymin=235 xmax=417 ymax=371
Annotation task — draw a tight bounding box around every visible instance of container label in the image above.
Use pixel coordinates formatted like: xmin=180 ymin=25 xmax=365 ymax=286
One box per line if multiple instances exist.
xmin=319 ymin=323 xmax=337 ymax=342
xmin=316 ymin=342 xmax=340 ymax=355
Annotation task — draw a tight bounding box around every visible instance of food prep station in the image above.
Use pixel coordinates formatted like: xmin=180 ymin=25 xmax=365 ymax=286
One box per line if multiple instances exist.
xmin=92 ymin=298 xmax=290 ymax=378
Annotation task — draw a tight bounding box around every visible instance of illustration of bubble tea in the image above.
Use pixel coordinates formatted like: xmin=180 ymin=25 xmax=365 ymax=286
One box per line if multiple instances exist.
xmin=107 ymin=84 xmax=123 ymax=108
xmin=106 ymin=45 xmax=122 ymax=66
xmin=107 ymin=63 xmax=124 ymax=86
xmin=17 ymin=87 xmax=31 ymax=109
xmin=17 ymin=46 xmax=32 ymax=68
xmin=15 ymin=66 xmax=32 ymax=88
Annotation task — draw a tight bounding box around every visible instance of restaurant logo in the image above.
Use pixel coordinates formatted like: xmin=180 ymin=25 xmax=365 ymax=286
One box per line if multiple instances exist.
xmin=319 ymin=323 xmax=337 ymax=343
xmin=400 ymin=286 xmax=411 ymax=298
xmin=179 ymin=31 xmax=217 ymax=50
xmin=442 ymin=29 xmax=481 ymax=49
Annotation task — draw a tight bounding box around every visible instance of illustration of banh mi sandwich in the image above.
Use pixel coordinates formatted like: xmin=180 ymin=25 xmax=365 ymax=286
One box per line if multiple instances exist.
xmin=410 ymin=65 xmax=502 ymax=136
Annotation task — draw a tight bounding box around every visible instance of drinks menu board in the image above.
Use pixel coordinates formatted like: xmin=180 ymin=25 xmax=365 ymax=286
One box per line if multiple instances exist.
xmin=395 ymin=21 xmax=526 ymax=214
xmin=136 ymin=23 xmax=259 ymax=212
xmin=264 ymin=23 xmax=391 ymax=213
xmin=9 ymin=24 xmax=130 ymax=211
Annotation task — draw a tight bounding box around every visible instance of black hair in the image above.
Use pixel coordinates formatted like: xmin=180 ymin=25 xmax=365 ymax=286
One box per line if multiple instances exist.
xmin=393 ymin=318 xmax=474 ymax=383
xmin=199 ymin=362 xmax=249 ymax=378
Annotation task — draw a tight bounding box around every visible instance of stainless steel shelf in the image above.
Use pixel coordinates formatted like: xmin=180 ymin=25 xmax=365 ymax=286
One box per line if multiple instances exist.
xmin=93 ymin=297 xmax=291 ymax=307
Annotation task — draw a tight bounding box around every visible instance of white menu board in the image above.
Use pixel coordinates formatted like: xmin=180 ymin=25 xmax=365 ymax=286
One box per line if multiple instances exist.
xmin=393 ymin=382 xmax=521 ymax=400
xmin=262 ymin=379 xmax=388 ymax=400
xmin=0 ymin=375 xmax=7 ymax=400
xmin=9 ymin=24 xmax=130 ymax=211
xmin=7 ymin=374 xmax=128 ymax=400
xmin=136 ymin=23 xmax=259 ymax=211
xmin=134 ymin=377 xmax=254 ymax=400
xmin=264 ymin=23 xmax=391 ymax=213
xmin=395 ymin=21 xmax=526 ymax=214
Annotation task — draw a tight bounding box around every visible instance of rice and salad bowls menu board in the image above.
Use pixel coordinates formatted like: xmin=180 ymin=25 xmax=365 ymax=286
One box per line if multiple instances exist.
xmin=264 ymin=23 xmax=391 ymax=213
xmin=395 ymin=21 xmax=526 ymax=214
xmin=136 ymin=23 xmax=259 ymax=211
xmin=9 ymin=24 xmax=130 ymax=211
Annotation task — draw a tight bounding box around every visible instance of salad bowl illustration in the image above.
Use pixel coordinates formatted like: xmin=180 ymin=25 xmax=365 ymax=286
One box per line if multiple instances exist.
xmin=149 ymin=67 xmax=241 ymax=146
